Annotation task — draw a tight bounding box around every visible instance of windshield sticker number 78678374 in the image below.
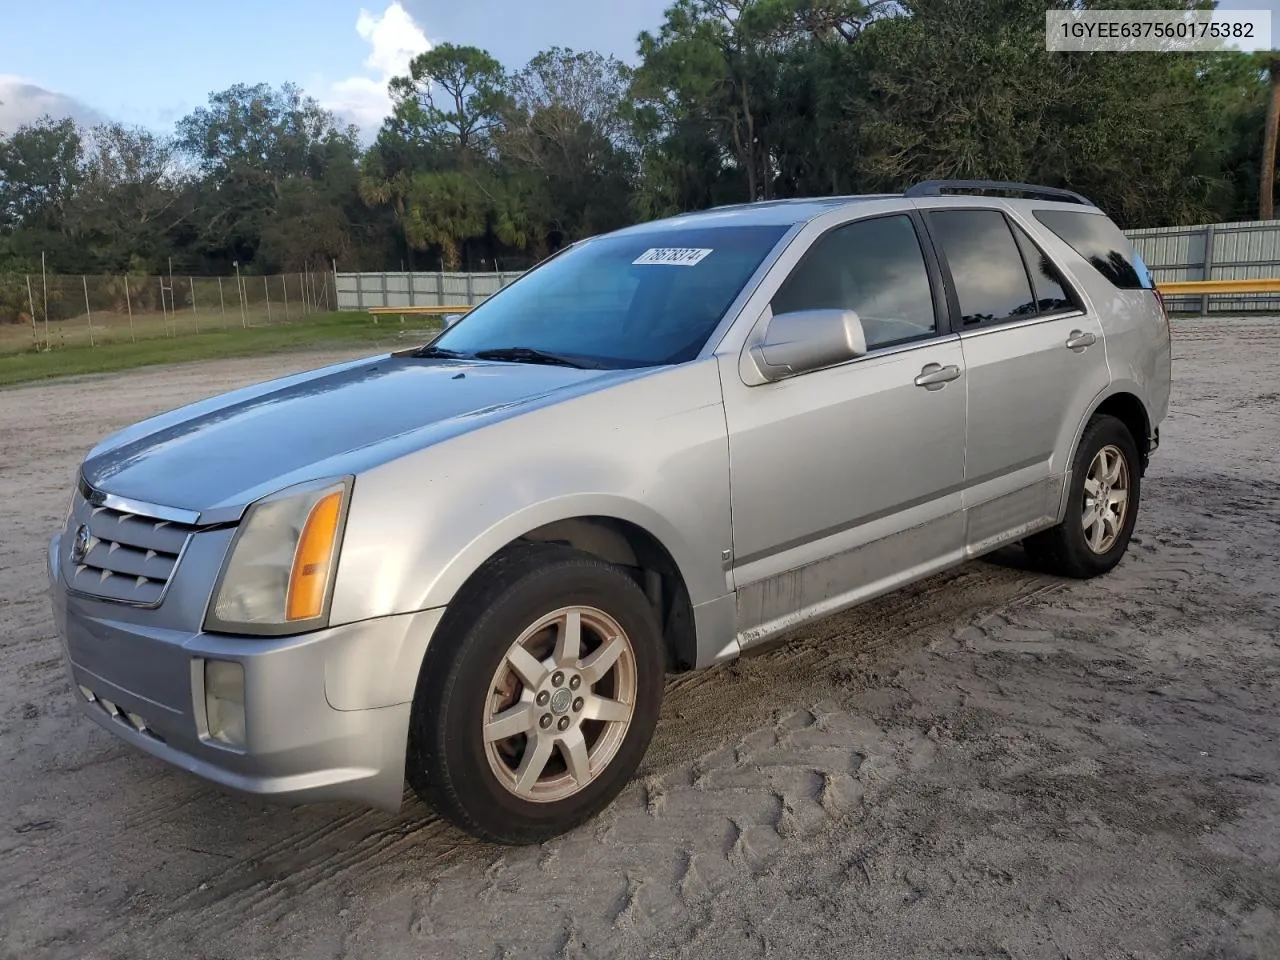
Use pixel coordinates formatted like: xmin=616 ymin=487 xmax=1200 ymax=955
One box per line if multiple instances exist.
xmin=632 ymin=248 xmax=714 ymax=266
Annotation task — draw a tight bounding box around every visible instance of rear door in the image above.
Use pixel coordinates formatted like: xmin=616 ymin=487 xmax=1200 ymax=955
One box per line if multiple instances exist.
xmin=919 ymin=205 xmax=1111 ymax=555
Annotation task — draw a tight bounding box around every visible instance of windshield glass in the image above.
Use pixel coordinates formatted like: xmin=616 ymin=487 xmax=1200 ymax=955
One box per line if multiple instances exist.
xmin=430 ymin=225 xmax=790 ymax=368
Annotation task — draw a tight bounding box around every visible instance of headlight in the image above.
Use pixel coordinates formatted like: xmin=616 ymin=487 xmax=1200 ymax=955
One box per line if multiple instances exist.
xmin=204 ymin=478 xmax=351 ymax=636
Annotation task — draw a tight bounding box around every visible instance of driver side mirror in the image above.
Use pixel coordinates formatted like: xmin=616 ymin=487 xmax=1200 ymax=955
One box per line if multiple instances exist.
xmin=749 ymin=308 xmax=867 ymax=381
xmin=442 ymin=313 xmax=464 ymax=329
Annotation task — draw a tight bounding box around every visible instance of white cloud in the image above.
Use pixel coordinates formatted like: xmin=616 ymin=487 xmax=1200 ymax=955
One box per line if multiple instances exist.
xmin=321 ymin=2 xmax=430 ymax=134
xmin=0 ymin=76 xmax=106 ymax=135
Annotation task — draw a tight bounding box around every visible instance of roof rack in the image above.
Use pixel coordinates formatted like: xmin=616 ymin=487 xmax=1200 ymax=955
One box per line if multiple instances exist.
xmin=905 ymin=180 xmax=1095 ymax=206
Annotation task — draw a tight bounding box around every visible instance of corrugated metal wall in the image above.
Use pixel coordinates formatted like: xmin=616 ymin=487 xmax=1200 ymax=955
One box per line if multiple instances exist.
xmin=335 ymin=271 xmax=523 ymax=311
xmin=1126 ymin=220 xmax=1280 ymax=313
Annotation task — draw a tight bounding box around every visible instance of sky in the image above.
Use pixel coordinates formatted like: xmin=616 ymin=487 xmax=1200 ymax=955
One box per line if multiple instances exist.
xmin=0 ymin=0 xmax=671 ymax=135
xmin=1 ymin=0 xmax=1278 ymax=137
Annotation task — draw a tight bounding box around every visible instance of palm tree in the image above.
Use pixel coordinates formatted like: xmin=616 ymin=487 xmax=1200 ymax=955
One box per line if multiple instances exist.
xmin=1261 ymin=54 xmax=1280 ymax=220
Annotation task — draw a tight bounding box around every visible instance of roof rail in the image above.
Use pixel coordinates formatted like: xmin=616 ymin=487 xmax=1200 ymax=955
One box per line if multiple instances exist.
xmin=905 ymin=180 xmax=1095 ymax=206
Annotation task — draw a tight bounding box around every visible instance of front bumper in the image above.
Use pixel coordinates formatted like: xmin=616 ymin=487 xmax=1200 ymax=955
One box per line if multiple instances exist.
xmin=48 ymin=534 xmax=443 ymax=811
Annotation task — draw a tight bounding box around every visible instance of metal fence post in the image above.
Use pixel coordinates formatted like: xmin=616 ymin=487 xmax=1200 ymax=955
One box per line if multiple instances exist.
xmin=41 ymin=252 xmax=50 ymax=348
xmin=159 ymin=275 xmax=170 ymax=337
xmin=123 ymin=275 xmax=136 ymax=342
xmin=167 ymin=257 xmax=176 ymax=337
xmin=264 ymin=276 xmax=272 ymax=323
xmin=234 ymin=263 xmax=247 ymax=327
xmin=217 ymin=276 xmax=226 ymax=328
xmin=381 ymin=273 xmax=388 ymax=311
xmin=25 ymin=275 xmax=39 ymax=349
xmin=82 ymin=275 xmax=95 ymax=347
xmin=282 ymin=275 xmax=290 ymax=322
xmin=438 ymin=269 xmax=445 ymax=306
xmin=1201 ymin=223 xmax=1216 ymax=317
xmin=189 ymin=277 xmax=200 ymax=334
xmin=408 ymin=271 xmax=416 ymax=307
xmin=466 ymin=272 xmax=474 ymax=305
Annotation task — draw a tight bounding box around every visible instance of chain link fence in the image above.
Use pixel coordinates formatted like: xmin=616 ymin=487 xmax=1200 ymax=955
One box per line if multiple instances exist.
xmin=1 ymin=269 xmax=338 ymax=355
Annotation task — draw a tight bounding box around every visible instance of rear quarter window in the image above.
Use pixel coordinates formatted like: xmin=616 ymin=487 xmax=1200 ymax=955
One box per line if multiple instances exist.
xmin=1033 ymin=210 xmax=1153 ymax=290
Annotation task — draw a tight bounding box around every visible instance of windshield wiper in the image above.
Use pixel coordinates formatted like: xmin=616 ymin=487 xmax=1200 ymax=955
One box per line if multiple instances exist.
xmin=472 ymin=347 xmax=589 ymax=369
xmin=413 ymin=345 xmax=469 ymax=360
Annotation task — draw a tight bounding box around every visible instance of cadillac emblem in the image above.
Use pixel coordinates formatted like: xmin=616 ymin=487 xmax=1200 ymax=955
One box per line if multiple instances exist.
xmin=70 ymin=523 xmax=91 ymax=564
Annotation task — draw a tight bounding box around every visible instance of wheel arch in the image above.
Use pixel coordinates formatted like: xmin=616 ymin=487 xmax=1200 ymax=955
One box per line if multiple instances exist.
xmin=432 ymin=510 xmax=704 ymax=673
xmin=1070 ymin=384 xmax=1154 ymax=471
xmin=1090 ymin=390 xmax=1153 ymax=467
xmin=521 ymin=517 xmax=698 ymax=672
xmin=1052 ymin=384 xmax=1153 ymax=524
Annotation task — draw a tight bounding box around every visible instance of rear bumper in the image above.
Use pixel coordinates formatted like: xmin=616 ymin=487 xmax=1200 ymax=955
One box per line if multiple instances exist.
xmin=48 ymin=534 xmax=442 ymax=811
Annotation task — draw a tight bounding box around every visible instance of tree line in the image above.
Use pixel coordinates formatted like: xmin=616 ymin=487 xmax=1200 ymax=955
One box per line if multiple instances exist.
xmin=0 ymin=0 xmax=1274 ymax=286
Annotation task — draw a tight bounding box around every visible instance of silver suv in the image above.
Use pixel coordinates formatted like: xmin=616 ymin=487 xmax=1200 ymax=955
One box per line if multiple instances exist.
xmin=47 ymin=181 xmax=1171 ymax=843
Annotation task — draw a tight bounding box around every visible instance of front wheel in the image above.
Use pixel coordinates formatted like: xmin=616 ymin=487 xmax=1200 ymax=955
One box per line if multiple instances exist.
xmin=406 ymin=543 xmax=665 ymax=844
xmin=1023 ymin=414 xmax=1142 ymax=579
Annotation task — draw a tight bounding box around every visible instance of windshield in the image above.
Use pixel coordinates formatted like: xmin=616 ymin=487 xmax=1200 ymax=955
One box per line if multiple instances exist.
xmin=429 ymin=224 xmax=790 ymax=368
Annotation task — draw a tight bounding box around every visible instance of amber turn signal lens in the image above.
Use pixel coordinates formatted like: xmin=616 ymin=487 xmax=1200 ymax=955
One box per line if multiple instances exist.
xmin=286 ymin=491 xmax=343 ymax=621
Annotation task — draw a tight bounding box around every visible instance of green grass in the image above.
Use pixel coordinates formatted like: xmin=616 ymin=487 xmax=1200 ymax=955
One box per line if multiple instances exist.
xmin=0 ymin=312 xmax=441 ymax=388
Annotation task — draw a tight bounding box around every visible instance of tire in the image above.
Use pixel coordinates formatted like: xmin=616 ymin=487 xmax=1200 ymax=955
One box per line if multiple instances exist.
xmin=1023 ymin=414 xmax=1142 ymax=579
xmin=406 ymin=542 xmax=665 ymax=844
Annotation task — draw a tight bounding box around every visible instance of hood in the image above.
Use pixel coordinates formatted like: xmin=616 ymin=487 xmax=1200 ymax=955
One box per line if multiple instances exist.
xmin=82 ymin=355 xmax=619 ymax=518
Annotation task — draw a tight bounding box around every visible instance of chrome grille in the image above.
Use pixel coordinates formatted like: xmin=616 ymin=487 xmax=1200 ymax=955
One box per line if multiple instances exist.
xmin=66 ymin=487 xmax=197 ymax=606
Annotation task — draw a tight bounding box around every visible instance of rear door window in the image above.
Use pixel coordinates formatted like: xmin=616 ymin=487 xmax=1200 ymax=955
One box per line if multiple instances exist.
xmin=927 ymin=210 xmax=1037 ymax=328
xmin=1032 ymin=209 xmax=1153 ymax=290
xmin=1011 ymin=224 xmax=1077 ymax=314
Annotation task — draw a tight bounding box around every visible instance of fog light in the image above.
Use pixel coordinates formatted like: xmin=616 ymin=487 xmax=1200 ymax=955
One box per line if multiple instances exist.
xmin=205 ymin=660 xmax=246 ymax=747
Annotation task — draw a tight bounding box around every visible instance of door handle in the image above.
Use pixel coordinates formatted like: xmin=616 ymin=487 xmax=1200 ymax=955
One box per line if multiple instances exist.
xmin=915 ymin=363 xmax=961 ymax=389
xmin=1066 ymin=330 xmax=1097 ymax=351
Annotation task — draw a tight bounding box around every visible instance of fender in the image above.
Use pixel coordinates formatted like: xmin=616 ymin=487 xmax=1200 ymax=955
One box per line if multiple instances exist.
xmin=328 ymin=359 xmax=735 ymax=629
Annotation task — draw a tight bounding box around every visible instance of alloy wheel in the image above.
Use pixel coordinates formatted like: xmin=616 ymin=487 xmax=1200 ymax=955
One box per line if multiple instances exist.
xmin=1082 ymin=443 xmax=1130 ymax=554
xmin=483 ymin=606 xmax=637 ymax=803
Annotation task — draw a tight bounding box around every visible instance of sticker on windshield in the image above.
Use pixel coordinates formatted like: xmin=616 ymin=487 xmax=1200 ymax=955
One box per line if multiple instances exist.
xmin=633 ymin=247 xmax=714 ymax=267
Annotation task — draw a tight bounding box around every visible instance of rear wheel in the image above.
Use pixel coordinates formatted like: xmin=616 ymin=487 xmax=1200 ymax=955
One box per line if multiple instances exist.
xmin=1023 ymin=414 xmax=1141 ymax=579
xmin=406 ymin=543 xmax=664 ymax=844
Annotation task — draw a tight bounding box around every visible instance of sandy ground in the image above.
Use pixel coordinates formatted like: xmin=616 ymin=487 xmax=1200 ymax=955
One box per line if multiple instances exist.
xmin=1 ymin=321 xmax=1278 ymax=960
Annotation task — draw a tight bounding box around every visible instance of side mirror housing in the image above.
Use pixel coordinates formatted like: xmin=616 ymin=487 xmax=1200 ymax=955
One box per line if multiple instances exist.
xmin=749 ymin=308 xmax=867 ymax=381
xmin=441 ymin=313 xmax=464 ymax=329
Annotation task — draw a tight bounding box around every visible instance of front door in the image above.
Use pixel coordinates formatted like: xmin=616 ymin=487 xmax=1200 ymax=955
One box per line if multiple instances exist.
xmin=719 ymin=212 xmax=968 ymax=647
